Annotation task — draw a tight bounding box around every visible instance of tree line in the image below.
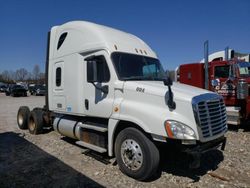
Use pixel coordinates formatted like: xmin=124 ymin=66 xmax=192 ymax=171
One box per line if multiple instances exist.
xmin=0 ymin=64 xmax=45 ymax=84
xmin=0 ymin=65 xmax=177 ymax=85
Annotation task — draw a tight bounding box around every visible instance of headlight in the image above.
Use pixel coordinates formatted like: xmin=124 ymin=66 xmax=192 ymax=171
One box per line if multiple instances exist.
xmin=164 ymin=120 xmax=196 ymax=140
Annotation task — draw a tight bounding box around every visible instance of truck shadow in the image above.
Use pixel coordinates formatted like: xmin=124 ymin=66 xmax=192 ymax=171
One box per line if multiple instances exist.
xmin=156 ymin=145 xmax=224 ymax=182
xmin=60 ymin=137 xmax=112 ymax=165
xmin=227 ymin=124 xmax=240 ymax=132
xmin=241 ymin=122 xmax=250 ymax=132
xmin=61 ymin=137 xmax=224 ymax=182
xmin=227 ymin=123 xmax=250 ymax=132
xmin=242 ymin=125 xmax=250 ymax=132
xmin=0 ymin=132 xmax=104 ymax=188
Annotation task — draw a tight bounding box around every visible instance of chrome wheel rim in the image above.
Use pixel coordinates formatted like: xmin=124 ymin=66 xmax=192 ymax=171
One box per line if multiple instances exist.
xmin=18 ymin=114 xmax=23 ymax=125
xmin=29 ymin=118 xmax=35 ymax=131
xmin=121 ymin=139 xmax=143 ymax=171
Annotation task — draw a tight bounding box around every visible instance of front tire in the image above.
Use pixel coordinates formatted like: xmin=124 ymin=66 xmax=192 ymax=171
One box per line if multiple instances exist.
xmin=17 ymin=106 xmax=30 ymax=129
xmin=28 ymin=110 xmax=44 ymax=134
xmin=115 ymin=127 xmax=160 ymax=181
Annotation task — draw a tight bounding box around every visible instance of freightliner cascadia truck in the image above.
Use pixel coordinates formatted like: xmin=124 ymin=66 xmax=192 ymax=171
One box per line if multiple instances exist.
xmin=178 ymin=48 xmax=250 ymax=126
xmin=17 ymin=21 xmax=227 ymax=180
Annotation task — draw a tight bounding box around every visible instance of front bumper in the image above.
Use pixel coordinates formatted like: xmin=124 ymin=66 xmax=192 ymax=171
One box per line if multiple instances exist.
xmin=183 ymin=136 xmax=226 ymax=168
xmin=183 ymin=136 xmax=226 ymax=154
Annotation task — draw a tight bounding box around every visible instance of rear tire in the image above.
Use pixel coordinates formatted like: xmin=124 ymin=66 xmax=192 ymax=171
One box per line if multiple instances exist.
xmin=115 ymin=127 xmax=160 ymax=181
xmin=17 ymin=106 xmax=30 ymax=129
xmin=22 ymin=92 xmax=27 ymax=97
xmin=28 ymin=109 xmax=44 ymax=134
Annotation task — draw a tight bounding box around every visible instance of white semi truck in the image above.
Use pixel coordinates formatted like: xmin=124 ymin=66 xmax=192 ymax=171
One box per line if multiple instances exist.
xmin=17 ymin=21 xmax=227 ymax=180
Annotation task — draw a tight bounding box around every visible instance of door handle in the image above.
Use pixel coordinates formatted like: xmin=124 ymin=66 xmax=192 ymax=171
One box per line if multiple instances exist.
xmin=85 ymin=99 xmax=89 ymax=110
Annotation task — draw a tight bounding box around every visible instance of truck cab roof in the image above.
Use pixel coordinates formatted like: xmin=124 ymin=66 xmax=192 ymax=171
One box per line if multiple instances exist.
xmin=50 ymin=21 xmax=157 ymax=60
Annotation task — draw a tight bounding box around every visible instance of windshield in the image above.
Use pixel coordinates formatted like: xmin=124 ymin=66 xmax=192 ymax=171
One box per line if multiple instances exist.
xmin=238 ymin=62 xmax=250 ymax=77
xmin=111 ymin=52 xmax=166 ymax=81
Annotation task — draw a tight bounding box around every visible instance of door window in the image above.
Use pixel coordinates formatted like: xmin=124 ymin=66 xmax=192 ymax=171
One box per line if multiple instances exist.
xmin=87 ymin=56 xmax=110 ymax=83
xmin=56 ymin=67 xmax=62 ymax=87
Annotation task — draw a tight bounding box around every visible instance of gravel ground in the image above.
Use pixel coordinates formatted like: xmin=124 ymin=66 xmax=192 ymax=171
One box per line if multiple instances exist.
xmin=0 ymin=93 xmax=249 ymax=188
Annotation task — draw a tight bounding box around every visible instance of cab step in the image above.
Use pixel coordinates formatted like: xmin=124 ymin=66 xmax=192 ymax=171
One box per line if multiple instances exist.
xmin=226 ymin=106 xmax=241 ymax=125
xmin=79 ymin=122 xmax=108 ymax=132
xmin=226 ymin=106 xmax=241 ymax=117
xmin=76 ymin=141 xmax=107 ymax=153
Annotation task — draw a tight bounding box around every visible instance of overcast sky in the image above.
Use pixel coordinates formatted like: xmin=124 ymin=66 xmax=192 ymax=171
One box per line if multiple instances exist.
xmin=0 ymin=0 xmax=250 ymax=72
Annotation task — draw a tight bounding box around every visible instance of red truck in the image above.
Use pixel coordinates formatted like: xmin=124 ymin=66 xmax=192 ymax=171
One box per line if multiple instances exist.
xmin=177 ymin=49 xmax=250 ymax=126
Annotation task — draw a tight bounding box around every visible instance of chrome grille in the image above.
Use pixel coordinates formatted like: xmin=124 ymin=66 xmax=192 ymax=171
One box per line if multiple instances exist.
xmin=192 ymin=94 xmax=227 ymax=139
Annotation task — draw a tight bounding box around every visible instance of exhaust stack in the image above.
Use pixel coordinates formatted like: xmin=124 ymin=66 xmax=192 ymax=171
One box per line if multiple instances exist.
xmin=204 ymin=40 xmax=209 ymax=90
xmin=225 ymin=46 xmax=229 ymax=61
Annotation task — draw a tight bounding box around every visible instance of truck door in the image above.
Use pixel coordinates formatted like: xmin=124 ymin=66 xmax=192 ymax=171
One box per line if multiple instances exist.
xmin=51 ymin=61 xmax=66 ymax=111
xmin=83 ymin=51 xmax=114 ymax=118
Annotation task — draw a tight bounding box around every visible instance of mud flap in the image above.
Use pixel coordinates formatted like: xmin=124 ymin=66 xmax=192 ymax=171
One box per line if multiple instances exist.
xmin=221 ymin=137 xmax=226 ymax=151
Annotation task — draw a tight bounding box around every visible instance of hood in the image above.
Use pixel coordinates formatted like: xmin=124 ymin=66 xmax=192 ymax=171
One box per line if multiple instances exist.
xmin=120 ymin=80 xmax=225 ymax=142
xmin=124 ymin=81 xmax=213 ymax=102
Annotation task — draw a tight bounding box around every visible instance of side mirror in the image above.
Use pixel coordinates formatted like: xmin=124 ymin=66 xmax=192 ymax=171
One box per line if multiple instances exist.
xmin=87 ymin=60 xmax=98 ymax=82
xmin=85 ymin=55 xmax=109 ymax=94
xmin=211 ymin=79 xmax=219 ymax=87
xmin=86 ymin=58 xmax=109 ymax=94
xmin=101 ymin=85 xmax=109 ymax=94
xmin=163 ymin=77 xmax=175 ymax=110
xmin=163 ymin=77 xmax=173 ymax=86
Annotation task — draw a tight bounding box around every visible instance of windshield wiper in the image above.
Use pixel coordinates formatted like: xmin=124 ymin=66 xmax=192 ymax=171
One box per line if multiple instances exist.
xmin=123 ymin=76 xmax=145 ymax=81
xmin=123 ymin=76 xmax=159 ymax=81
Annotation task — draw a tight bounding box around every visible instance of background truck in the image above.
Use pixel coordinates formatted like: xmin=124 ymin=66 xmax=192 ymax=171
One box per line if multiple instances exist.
xmin=17 ymin=21 xmax=227 ymax=180
xmin=177 ymin=46 xmax=250 ymax=126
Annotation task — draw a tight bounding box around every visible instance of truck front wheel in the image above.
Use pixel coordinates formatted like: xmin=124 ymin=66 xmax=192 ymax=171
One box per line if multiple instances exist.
xmin=115 ymin=127 xmax=160 ymax=181
xmin=28 ymin=110 xmax=44 ymax=134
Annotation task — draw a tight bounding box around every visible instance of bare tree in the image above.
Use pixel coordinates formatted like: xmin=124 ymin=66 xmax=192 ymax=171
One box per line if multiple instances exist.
xmin=168 ymin=70 xmax=176 ymax=81
xmin=16 ymin=68 xmax=28 ymax=81
xmin=1 ymin=67 xmax=45 ymax=84
xmin=1 ymin=70 xmax=16 ymax=83
xmin=33 ymin=64 xmax=40 ymax=82
xmin=39 ymin=72 xmax=45 ymax=82
xmin=26 ymin=72 xmax=33 ymax=80
xmin=2 ymin=70 xmax=11 ymax=82
xmin=0 ymin=73 xmax=3 ymax=82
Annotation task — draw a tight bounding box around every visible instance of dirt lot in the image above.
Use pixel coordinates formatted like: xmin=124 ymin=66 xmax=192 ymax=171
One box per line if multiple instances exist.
xmin=0 ymin=93 xmax=250 ymax=188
